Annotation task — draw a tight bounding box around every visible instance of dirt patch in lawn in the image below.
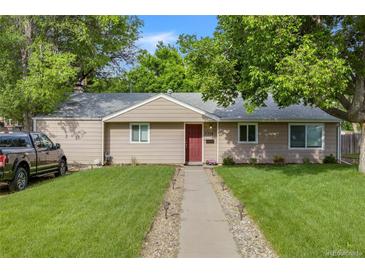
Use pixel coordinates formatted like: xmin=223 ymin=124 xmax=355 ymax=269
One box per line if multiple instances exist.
xmin=141 ymin=166 xmax=184 ymax=258
xmin=206 ymin=167 xmax=277 ymax=258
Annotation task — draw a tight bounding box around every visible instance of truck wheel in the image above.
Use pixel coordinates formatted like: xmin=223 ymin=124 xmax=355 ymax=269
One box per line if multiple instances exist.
xmin=55 ymin=159 xmax=67 ymax=177
xmin=9 ymin=167 xmax=28 ymax=192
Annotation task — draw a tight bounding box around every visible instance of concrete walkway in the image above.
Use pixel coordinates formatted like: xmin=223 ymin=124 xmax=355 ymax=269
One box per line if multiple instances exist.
xmin=178 ymin=166 xmax=240 ymax=257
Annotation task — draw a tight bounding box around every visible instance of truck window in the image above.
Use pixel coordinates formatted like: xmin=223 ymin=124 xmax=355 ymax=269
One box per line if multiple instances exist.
xmin=40 ymin=134 xmax=54 ymax=149
xmin=31 ymin=133 xmax=54 ymax=149
xmin=0 ymin=135 xmax=32 ymax=148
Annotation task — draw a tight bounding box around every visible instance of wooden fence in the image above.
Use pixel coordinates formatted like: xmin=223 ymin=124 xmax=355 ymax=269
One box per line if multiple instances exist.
xmin=341 ymin=132 xmax=361 ymax=155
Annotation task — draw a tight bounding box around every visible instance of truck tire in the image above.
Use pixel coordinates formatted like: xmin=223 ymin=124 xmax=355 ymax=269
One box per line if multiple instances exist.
xmin=55 ymin=158 xmax=67 ymax=177
xmin=9 ymin=167 xmax=28 ymax=192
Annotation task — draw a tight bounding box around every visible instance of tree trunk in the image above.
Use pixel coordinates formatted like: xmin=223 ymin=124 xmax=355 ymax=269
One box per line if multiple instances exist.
xmin=358 ymin=123 xmax=365 ymax=173
xmin=22 ymin=111 xmax=32 ymax=131
xmin=352 ymin=123 xmax=361 ymax=133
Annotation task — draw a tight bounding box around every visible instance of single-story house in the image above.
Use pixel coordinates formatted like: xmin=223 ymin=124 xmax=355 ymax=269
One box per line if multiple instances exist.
xmin=33 ymin=92 xmax=341 ymax=165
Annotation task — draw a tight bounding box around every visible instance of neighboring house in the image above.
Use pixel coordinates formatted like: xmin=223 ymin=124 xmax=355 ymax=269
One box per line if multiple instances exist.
xmin=0 ymin=117 xmax=21 ymax=131
xmin=33 ymin=92 xmax=341 ymax=165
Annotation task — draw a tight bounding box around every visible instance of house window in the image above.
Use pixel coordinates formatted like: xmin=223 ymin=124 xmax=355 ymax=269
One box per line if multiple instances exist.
xmin=238 ymin=123 xmax=258 ymax=143
xmin=289 ymin=124 xmax=324 ymax=149
xmin=130 ymin=123 xmax=150 ymax=143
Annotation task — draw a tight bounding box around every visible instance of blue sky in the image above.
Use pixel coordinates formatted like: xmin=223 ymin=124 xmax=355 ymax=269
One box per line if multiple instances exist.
xmin=137 ymin=16 xmax=217 ymax=53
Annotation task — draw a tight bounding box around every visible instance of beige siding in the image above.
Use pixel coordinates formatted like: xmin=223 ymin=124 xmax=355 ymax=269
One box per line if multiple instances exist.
xmin=105 ymin=122 xmax=184 ymax=164
xmin=204 ymin=122 xmax=217 ymax=162
xmin=36 ymin=119 xmax=102 ymax=165
xmin=218 ymin=122 xmax=338 ymax=163
xmin=107 ymin=97 xmax=213 ymax=122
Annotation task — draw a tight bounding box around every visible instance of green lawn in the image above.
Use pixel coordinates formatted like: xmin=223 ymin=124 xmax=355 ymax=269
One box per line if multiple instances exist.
xmin=216 ymin=164 xmax=365 ymax=258
xmin=0 ymin=165 xmax=175 ymax=257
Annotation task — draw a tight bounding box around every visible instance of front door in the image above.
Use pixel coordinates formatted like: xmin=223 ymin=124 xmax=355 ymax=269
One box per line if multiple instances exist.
xmin=185 ymin=124 xmax=202 ymax=163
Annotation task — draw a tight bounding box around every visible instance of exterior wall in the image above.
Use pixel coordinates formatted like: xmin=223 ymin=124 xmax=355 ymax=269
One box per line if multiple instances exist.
xmin=35 ymin=119 xmax=102 ymax=165
xmin=204 ymin=122 xmax=217 ymax=162
xmin=105 ymin=122 xmax=185 ymax=164
xmin=107 ymin=97 xmax=213 ymax=122
xmin=218 ymin=122 xmax=338 ymax=163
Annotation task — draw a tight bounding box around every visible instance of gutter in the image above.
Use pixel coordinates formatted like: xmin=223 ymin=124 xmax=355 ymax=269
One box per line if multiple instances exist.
xmin=33 ymin=117 xmax=102 ymax=121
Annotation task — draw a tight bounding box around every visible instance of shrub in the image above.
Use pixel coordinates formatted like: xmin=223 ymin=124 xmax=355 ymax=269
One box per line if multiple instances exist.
xmin=323 ymin=154 xmax=337 ymax=164
xmin=249 ymin=157 xmax=257 ymax=164
xmin=223 ymin=156 xmax=235 ymax=165
xmin=273 ymin=155 xmax=285 ymax=165
xmin=302 ymin=157 xmax=311 ymax=164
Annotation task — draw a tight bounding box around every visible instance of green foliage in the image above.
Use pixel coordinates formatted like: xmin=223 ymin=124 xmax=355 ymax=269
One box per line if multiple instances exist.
xmin=183 ymin=16 xmax=363 ymax=116
xmin=249 ymin=157 xmax=257 ymax=164
xmin=223 ymin=156 xmax=235 ymax=165
xmin=302 ymin=157 xmax=311 ymax=164
xmin=125 ymin=42 xmax=198 ymax=92
xmin=323 ymin=154 xmax=337 ymax=164
xmin=341 ymin=121 xmax=354 ymax=131
xmin=273 ymin=155 xmax=285 ymax=164
xmin=0 ymin=16 xmax=141 ymax=127
xmin=184 ymin=15 xmax=365 ymax=172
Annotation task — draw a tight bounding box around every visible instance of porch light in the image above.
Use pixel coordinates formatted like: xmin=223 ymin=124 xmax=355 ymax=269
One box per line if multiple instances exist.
xmin=164 ymin=201 xmax=171 ymax=219
xmin=209 ymin=123 xmax=213 ymax=130
xmin=237 ymin=203 xmax=245 ymax=221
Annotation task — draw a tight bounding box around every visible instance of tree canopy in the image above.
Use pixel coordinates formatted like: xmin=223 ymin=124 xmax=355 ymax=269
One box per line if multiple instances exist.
xmin=0 ymin=16 xmax=141 ymax=128
xmin=126 ymin=42 xmax=198 ymax=92
xmin=181 ymin=15 xmax=365 ymax=171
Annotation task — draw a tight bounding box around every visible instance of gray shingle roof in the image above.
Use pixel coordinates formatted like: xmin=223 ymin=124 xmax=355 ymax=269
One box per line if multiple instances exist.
xmin=36 ymin=92 xmax=340 ymax=122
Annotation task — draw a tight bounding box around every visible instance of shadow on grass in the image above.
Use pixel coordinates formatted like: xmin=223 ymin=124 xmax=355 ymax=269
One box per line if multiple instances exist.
xmin=220 ymin=163 xmax=355 ymax=177
xmin=0 ymin=173 xmax=61 ymax=196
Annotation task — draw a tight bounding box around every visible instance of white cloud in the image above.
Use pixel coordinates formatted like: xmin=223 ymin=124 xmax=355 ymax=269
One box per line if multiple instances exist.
xmin=137 ymin=31 xmax=178 ymax=53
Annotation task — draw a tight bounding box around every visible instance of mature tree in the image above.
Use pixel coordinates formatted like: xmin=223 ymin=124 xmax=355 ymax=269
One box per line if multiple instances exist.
xmin=182 ymin=16 xmax=365 ymax=173
xmin=125 ymin=42 xmax=198 ymax=92
xmin=0 ymin=16 xmax=141 ymax=129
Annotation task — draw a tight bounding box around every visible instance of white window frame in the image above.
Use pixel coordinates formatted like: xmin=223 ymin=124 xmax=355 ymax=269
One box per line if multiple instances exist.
xmin=130 ymin=123 xmax=150 ymax=144
xmin=288 ymin=123 xmax=325 ymax=150
xmin=237 ymin=123 xmax=258 ymax=144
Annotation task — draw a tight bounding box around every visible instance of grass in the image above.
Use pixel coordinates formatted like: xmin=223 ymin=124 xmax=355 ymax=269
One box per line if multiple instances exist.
xmin=0 ymin=165 xmax=175 ymax=257
xmin=216 ymin=164 xmax=365 ymax=258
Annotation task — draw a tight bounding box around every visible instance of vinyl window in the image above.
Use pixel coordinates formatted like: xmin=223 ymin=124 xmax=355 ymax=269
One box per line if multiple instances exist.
xmin=289 ymin=124 xmax=324 ymax=149
xmin=238 ymin=123 xmax=258 ymax=143
xmin=130 ymin=123 xmax=150 ymax=143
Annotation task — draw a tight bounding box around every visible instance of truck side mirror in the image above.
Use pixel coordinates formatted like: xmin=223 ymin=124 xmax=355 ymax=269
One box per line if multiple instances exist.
xmin=55 ymin=143 xmax=61 ymax=149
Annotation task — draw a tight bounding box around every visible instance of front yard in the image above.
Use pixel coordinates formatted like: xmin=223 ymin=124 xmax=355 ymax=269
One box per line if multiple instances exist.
xmin=0 ymin=165 xmax=175 ymax=257
xmin=216 ymin=164 xmax=365 ymax=258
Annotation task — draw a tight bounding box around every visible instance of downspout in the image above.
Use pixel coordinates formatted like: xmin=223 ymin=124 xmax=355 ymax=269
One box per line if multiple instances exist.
xmin=216 ymin=121 xmax=220 ymax=164
xmin=101 ymin=120 xmax=105 ymax=165
xmin=337 ymin=123 xmax=341 ymax=163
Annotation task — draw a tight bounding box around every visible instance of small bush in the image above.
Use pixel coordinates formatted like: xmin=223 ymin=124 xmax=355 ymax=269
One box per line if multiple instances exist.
xmin=249 ymin=157 xmax=257 ymax=164
xmin=323 ymin=154 xmax=337 ymax=164
xmin=223 ymin=156 xmax=235 ymax=165
xmin=273 ymin=155 xmax=285 ymax=165
xmin=302 ymin=157 xmax=311 ymax=164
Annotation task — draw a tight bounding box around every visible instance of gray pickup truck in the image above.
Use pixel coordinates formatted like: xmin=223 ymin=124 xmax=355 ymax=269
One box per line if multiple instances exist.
xmin=0 ymin=131 xmax=67 ymax=191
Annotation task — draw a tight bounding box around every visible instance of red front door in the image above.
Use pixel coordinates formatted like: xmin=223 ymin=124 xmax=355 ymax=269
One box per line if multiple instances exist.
xmin=185 ymin=124 xmax=202 ymax=162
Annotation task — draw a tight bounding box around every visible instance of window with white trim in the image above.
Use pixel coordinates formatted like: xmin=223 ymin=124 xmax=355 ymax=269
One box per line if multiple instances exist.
xmin=289 ymin=124 xmax=324 ymax=149
xmin=238 ymin=123 xmax=258 ymax=143
xmin=130 ymin=123 xmax=150 ymax=143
